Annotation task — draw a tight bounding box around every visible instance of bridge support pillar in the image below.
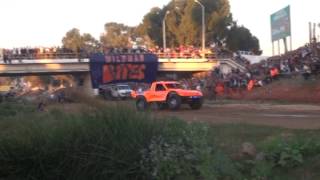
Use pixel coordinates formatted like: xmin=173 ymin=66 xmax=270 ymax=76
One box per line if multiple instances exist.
xmin=75 ymin=73 xmax=98 ymax=97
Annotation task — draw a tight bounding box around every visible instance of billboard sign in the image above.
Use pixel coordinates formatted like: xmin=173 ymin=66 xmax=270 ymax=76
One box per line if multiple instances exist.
xmin=270 ymin=5 xmax=291 ymax=42
xmin=89 ymin=53 xmax=158 ymax=88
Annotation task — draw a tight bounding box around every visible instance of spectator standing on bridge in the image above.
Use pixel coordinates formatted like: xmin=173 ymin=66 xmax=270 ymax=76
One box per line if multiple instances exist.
xmin=3 ymin=51 xmax=8 ymax=64
xmin=5 ymin=50 xmax=12 ymax=64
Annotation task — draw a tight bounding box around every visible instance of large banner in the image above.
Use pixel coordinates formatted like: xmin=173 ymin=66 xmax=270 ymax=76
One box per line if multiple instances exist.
xmin=270 ymin=5 xmax=291 ymax=42
xmin=89 ymin=53 xmax=158 ymax=88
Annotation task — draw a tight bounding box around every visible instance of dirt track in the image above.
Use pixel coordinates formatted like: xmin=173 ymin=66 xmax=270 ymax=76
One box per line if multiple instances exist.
xmin=158 ymin=102 xmax=320 ymax=129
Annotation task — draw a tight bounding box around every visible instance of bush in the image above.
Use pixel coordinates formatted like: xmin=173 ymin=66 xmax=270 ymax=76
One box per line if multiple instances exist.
xmin=263 ymin=135 xmax=320 ymax=168
xmin=141 ymin=121 xmax=240 ymax=180
xmin=0 ymin=102 xmax=238 ymax=180
xmin=235 ymin=134 xmax=320 ymax=179
xmin=0 ymin=105 xmax=159 ymax=179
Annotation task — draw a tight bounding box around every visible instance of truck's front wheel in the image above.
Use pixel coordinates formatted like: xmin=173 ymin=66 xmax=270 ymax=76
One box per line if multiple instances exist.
xmin=136 ymin=97 xmax=148 ymax=111
xmin=167 ymin=94 xmax=181 ymax=110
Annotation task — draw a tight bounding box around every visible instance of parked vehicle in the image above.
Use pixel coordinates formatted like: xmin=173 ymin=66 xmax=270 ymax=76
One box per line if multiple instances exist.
xmin=131 ymin=81 xmax=203 ymax=111
xmin=99 ymin=84 xmax=132 ymax=100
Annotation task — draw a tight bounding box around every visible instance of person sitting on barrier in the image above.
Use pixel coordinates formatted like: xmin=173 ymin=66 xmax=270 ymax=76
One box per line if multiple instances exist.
xmin=302 ymin=63 xmax=312 ymax=80
xmin=270 ymin=66 xmax=280 ymax=80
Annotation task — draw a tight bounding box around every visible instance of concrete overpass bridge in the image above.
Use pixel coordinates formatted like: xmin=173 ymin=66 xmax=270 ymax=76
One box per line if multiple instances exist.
xmin=0 ymin=57 xmax=246 ymax=75
xmin=0 ymin=58 xmax=220 ymax=75
xmin=0 ymin=58 xmax=219 ymax=95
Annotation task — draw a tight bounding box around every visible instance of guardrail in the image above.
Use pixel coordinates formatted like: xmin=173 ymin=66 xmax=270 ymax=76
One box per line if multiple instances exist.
xmin=2 ymin=52 xmax=220 ymax=61
xmin=1 ymin=52 xmax=237 ymax=67
xmin=156 ymin=52 xmax=216 ymax=59
xmin=2 ymin=53 xmax=86 ymax=60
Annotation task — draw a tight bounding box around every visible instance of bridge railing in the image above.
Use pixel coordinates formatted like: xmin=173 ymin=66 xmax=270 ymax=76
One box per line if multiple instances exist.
xmin=2 ymin=51 xmax=231 ymax=63
xmin=4 ymin=53 xmax=88 ymax=60
xmin=155 ymin=52 xmax=216 ymax=59
xmin=3 ymin=52 xmax=217 ymax=61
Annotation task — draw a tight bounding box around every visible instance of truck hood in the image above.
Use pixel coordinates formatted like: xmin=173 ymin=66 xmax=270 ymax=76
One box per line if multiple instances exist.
xmin=170 ymin=89 xmax=203 ymax=97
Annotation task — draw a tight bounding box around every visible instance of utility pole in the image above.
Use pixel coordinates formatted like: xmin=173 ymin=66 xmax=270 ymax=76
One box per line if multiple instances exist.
xmin=272 ymin=41 xmax=274 ymax=56
xmin=283 ymin=37 xmax=288 ymax=53
xmin=309 ymin=22 xmax=312 ymax=44
xmin=194 ymin=0 xmax=205 ymax=55
xmin=162 ymin=11 xmax=170 ymax=51
xmin=313 ymin=23 xmax=316 ymax=42
xmin=278 ymin=40 xmax=280 ymax=55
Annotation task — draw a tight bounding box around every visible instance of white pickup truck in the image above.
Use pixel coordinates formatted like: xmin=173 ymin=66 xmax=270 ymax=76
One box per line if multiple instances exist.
xmin=99 ymin=84 xmax=132 ymax=100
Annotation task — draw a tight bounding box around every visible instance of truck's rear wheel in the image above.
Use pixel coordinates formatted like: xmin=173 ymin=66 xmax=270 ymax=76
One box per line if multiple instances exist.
xmin=167 ymin=94 xmax=181 ymax=110
xmin=136 ymin=97 xmax=148 ymax=111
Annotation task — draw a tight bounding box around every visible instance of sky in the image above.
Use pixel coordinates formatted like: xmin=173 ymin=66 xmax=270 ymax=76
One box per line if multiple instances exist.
xmin=0 ymin=0 xmax=319 ymax=56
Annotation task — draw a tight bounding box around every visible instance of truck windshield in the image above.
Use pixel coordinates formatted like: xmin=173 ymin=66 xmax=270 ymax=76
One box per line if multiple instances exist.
xmin=165 ymin=83 xmax=183 ymax=89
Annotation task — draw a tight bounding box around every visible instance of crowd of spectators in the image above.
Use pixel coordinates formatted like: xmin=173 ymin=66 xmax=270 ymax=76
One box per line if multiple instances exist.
xmin=104 ymin=47 xmax=151 ymax=54
xmin=0 ymin=47 xmax=83 ymax=63
xmin=177 ymin=42 xmax=320 ymax=98
xmin=148 ymin=45 xmax=235 ymax=59
xmin=148 ymin=46 xmax=215 ymax=59
xmin=250 ymin=42 xmax=320 ymax=80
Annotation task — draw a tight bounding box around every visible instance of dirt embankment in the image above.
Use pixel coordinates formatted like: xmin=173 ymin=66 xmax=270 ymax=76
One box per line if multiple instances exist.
xmin=228 ymin=77 xmax=320 ymax=104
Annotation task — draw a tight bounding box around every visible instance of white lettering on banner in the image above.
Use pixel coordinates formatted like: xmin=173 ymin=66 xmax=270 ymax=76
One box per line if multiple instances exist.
xmin=104 ymin=55 xmax=145 ymax=63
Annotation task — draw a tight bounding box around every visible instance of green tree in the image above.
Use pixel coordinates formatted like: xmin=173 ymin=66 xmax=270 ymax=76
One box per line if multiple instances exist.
xmin=225 ymin=23 xmax=261 ymax=54
xmin=62 ymin=28 xmax=100 ymax=54
xmin=178 ymin=0 xmax=199 ymax=46
xmin=137 ymin=0 xmax=233 ymax=48
xmin=136 ymin=7 xmax=162 ymax=47
xmin=204 ymin=0 xmax=233 ymax=44
xmin=82 ymin=33 xmax=101 ymax=54
xmin=62 ymin=28 xmax=82 ymax=53
xmin=100 ymin=22 xmax=134 ymax=48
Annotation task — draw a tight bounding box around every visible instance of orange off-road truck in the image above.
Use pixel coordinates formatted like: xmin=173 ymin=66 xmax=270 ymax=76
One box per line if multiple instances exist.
xmin=131 ymin=81 xmax=203 ymax=111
